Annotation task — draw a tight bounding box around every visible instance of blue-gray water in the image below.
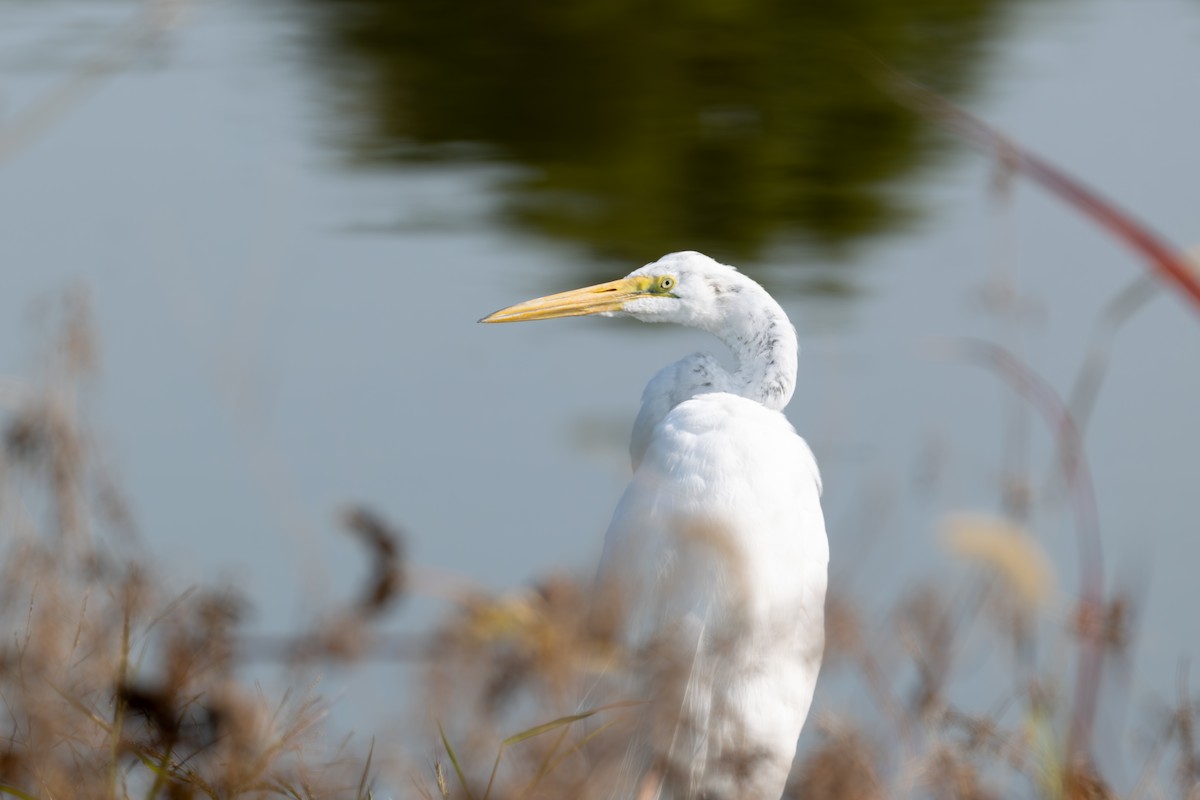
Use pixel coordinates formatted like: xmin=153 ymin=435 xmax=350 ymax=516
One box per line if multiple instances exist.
xmin=1 ymin=0 xmax=1198 ymax=772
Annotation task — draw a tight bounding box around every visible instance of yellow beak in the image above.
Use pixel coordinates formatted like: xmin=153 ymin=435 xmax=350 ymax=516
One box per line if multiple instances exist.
xmin=479 ymin=277 xmax=647 ymax=323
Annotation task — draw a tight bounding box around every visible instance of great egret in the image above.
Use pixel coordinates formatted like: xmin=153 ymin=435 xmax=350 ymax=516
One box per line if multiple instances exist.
xmin=482 ymin=251 xmax=827 ymax=800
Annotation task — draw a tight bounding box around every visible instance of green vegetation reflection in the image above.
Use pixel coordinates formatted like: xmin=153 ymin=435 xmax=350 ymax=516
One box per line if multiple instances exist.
xmin=303 ymin=0 xmax=1027 ymax=287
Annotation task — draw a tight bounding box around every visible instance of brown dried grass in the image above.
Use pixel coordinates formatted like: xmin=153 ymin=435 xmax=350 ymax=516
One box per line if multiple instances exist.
xmin=2 ymin=296 xmax=1198 ymax=800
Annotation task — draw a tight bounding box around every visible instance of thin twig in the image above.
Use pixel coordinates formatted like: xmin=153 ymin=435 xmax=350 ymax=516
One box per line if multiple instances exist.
xmin=953 ymin=338 xmax=1105 ymax=765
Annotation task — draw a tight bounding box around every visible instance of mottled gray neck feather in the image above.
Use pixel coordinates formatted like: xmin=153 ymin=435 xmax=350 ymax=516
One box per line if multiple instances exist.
xmin=706 ymin=281 xmax=798 ymax=410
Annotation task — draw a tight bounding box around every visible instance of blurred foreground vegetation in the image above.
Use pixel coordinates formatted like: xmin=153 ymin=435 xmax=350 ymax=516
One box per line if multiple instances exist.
xmin=0 ymin=292 xmax=1197 ymax=800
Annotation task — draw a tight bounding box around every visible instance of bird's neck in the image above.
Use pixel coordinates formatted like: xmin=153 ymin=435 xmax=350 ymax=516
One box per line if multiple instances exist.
xmin=709 ymin=289 xmax=798 ymax=411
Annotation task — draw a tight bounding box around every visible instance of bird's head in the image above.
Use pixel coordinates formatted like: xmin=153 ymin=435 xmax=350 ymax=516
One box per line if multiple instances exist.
xmin=480 ymin=251 xmax=747 ymax=329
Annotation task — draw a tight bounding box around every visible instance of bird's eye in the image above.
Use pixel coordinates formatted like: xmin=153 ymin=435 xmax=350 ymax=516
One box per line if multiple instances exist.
xmin=659 ymin=276 xmax=675 ymax=291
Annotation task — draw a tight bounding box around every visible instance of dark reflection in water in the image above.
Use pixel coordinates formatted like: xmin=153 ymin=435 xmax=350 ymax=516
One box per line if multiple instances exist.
xmin=300 ymin=0 xmax=1028 ymax=287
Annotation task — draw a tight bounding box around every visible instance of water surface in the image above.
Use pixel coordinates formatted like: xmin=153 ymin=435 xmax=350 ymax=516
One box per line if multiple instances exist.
xmin=1 ymin=0 xmax=1198 ymax=771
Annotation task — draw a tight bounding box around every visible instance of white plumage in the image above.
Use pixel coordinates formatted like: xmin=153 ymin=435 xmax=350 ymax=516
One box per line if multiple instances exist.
xmin=483 ymin=251 xmax=828 ymax=800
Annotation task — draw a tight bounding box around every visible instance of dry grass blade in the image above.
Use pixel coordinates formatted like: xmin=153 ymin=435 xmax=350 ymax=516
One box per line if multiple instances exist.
xmin=525 ymin=716 xmax=626 ymax=797
xmin=141 ymin=745 xmax=176 ymax=800
xmin=1171 ymin=666 xmax=1200 ymax=797
xmin=498 ymin=700 xmax=642 ymax=746
xmin=480 ymin=700 xmax=643 ymax=799
xmin=438 ymin=722 xmax=475 ymax=800
xmin=356 ymin=737 xmax=376 ymax=799
xmin=1066 ymin=276 xmax=1160 ymax=439
xmin=435 ymin=761 xmax=450 ymax=799
xmin=0 ymin=783 xmax=40 ymax=800
xmin=517 ymin=723 xmax=572 ymax=798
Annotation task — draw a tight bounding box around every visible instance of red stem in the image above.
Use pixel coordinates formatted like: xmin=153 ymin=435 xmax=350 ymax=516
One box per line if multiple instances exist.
xmin=898 ymin=79 xmax=1200 ymax=312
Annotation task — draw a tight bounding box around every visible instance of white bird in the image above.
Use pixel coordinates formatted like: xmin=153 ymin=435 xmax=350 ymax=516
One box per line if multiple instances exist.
xmin=482 ymin=251 xmax=827 ymax=800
